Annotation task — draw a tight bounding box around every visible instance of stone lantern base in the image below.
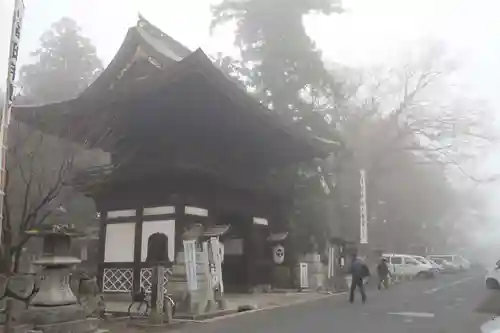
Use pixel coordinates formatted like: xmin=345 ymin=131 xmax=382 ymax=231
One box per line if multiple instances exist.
xmin=20 ymin=304 xmax=99 ymax=333
xmin=15 ymin=227 xmax=100 ymax=333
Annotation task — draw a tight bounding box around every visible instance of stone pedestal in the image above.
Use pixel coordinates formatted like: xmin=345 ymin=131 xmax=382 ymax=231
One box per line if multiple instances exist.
xmin=301 ymin=253 xmax=326 ymax=291
xmin=18 ymin=227 xmax=99 ymax=333
xmin=173 ymin=249 xmax=212 ymax=316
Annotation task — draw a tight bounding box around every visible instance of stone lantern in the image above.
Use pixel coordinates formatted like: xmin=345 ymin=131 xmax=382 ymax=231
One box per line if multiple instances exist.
xmin=20 ymin=224 xmax=99 ymax=333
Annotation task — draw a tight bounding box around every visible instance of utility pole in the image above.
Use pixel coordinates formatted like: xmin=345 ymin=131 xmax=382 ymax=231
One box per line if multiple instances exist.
xmin=0 ymin=0 xmax=25 ymax=248
xmin=2 ymin=4 xmax=25 ymax=332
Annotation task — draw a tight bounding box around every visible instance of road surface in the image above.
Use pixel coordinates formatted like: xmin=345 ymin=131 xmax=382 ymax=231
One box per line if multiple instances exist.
xmin=179 ymin=271 xmax=493 ymax=333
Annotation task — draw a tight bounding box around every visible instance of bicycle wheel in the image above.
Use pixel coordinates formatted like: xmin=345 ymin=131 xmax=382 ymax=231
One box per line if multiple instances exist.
xmin=137 ymin=301 xmax=150 ymax=317
xmin=127 ymin=302 xmax=135 ymax=319
xmin=164 ymin=295 xmax=176 ymax=317
xmin=128 ymin=301 xmax=150 ymax=318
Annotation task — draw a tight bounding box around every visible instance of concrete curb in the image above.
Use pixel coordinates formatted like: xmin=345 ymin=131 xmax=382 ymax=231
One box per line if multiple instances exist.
xmin=196 ymin=292 xmax=347 ymax=323
xmin=105 ymin=309 xmax=238 ymax=321
xmin=108 ymin=292 xmax=345 ymax=325
xmin=174 ymin=309 xmax=238 ymax=321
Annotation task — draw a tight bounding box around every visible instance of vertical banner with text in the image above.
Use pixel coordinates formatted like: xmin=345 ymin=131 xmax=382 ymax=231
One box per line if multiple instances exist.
xmin=183 ymin=239 xmax=198 ymax=291
xmin=327 ymin=246 xmax=335 ymax=279
xmin=359 ymin=169 xmax=368 ymax=244
xmin=299 ymin=262 xmax=309 ymax=289
xmin=0 ymin=0 xmax=25 ymax=245
xmin=210 ymin=237 xmax=224 ymax=293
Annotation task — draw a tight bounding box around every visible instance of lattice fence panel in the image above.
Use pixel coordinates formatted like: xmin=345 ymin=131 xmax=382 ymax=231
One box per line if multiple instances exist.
xmin=140 ymin=268 xmax=172 ymax=294
xmin=103 ymin=268 xmax=133 ymax=292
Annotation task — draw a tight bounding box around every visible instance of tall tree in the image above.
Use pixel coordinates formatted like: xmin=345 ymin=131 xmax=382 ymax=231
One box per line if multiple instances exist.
xmin=211 ymin=0 xmax=345 ymax=251
xmin=211 ymin=0 xmax=343 ymax=123
xmin=211 ymin=2 xmax=492 ymax=252
xmin=19 ymin=17 xmax=103 ymax=104
xmin=0 ymin=17 xmax=107 ymax=274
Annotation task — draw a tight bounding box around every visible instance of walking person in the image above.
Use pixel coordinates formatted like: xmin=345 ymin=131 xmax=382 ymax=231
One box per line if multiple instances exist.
xmin=349 ymin=254 xmax=370 ymax=304
xmin=377 ymin=257 xmax=390 ymax=290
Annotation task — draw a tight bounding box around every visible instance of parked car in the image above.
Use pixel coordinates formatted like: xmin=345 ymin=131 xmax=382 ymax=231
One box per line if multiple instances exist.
xmin=485 ymin=260 xmax=500 ymax=290
xmin=428 ymin=254 xmax=471 ymax=271
xmin=481 ymin=317 xmax=500 ymax=333
xmin=382 ymin=253 xmax=434 ymax=278
xmin=412 ymin=255 xmax=438 ymax=277
xmin=427 ymin=259 xmax=444 ymax=273
xmin=428 ymin=257 xmax=460 ymax=273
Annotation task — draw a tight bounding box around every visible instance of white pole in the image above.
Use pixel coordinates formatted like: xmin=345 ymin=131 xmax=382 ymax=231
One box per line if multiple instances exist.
xmin=359 ymin=169 xmax=368 ymax=244
xmin=0 ymin=0 xmax=25 ymax=247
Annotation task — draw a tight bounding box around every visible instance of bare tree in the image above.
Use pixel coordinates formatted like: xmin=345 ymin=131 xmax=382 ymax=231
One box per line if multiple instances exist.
xmin=335 ymin=43 xmax=497 ymax=180
xmin=0 ymin=17 xmax=106 ymax=276
xmin=315 ymin=43 xmax=495 ymax=249
xmin=0 ymin=121 xmax=106 ymax=274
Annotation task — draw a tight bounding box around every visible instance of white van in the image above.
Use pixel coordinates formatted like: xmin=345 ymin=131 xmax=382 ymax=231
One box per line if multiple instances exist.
xmin=382 ymin=253 xmax=434 ymax=278
xmin=428 ymin=254 xmax=470 ymax=271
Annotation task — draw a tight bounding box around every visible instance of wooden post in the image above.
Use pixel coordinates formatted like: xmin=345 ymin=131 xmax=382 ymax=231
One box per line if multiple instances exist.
xmin=133 ymin=208 xmax=143 ymax=294
xmin=97 ymin=211 xmax=107 ymax=291
xmin=150 ymin=265 xmax=165 ymax=324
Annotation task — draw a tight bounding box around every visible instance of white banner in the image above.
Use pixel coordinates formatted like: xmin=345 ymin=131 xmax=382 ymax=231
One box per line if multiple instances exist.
xmin=327 ymin=246 xmax=335 ymax=278
xmin=210 ymin=237 xmax=224 ymax=293
xmin=4 ymin=0 xmax=24 ymax=106
xmin=299 ymin=262 xmax=309 ymax=289
xmin=183 ymin=240 xmax=198 ymax=291
xmin=0 ymin=0 xmax=25 ymax=244
xmin=359 ymin=169 xmax=368 ymax=244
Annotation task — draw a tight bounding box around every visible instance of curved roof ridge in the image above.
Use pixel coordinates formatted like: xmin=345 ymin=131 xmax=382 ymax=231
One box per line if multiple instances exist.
xmin=137 ymin=13 xmax=191 ymax=58
xmin=82 ymin=14 xmax=193 ymax=97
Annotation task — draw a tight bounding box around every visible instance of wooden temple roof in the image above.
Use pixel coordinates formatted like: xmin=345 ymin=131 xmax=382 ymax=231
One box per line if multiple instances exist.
xmin=82 ymin=14 xmax=191 ymax=96
xmin=12 ymin=16 xmax=334 ymax=196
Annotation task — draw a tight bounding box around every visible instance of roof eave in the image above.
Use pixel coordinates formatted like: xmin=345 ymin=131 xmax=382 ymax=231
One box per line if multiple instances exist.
xmin=13 ymin=49 xmax=334 ymax=160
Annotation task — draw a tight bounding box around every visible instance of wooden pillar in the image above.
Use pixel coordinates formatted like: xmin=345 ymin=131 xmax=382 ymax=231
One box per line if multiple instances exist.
xmin=206 ymin=206 xmax=215 ymax=228
xmin=97 ymin=210 xmax=107 ymax=291
xmin=150 ymin=265 xmax=166 ymax=324
xmin=244 ymin=217 xmax=254 ymax=292
xmin=174 ymin=200 xmax=185 ymax=256
xmin=133 ymin=207 xmax=144 ymax=293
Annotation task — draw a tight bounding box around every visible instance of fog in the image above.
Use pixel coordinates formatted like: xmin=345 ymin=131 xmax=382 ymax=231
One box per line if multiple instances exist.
xmin=1 ymin=0 xmax=500 ymax=263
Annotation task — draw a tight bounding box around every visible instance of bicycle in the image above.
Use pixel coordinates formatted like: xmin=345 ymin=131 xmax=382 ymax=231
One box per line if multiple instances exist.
xmin=127 ymin=287 xmax=176 ymax=319
xmin=128 ymin=287 xmax=149 ymax=318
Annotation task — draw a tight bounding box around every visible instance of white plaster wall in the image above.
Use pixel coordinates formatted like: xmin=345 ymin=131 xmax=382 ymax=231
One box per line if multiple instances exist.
xmin=141 ymin=220 xmax=175 ymax=262
xmin=143 ymin=206 xmax=175 ymax=216
xmin=184 ymin=206 xmax=208 ymax=216
xmin=253 ymin=217 xmax=269 ymax=225
xmin=104 ymin=223 xmax=135 ymax=262
xmin=107 ymin=209 xmax=136 ymax=218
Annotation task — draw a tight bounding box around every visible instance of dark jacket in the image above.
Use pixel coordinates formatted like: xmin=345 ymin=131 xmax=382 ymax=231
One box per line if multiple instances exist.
xmin=351 ymin=258 xmax=370 ymax=279
xmin=377 ymin=261 xmax=390 ymax=277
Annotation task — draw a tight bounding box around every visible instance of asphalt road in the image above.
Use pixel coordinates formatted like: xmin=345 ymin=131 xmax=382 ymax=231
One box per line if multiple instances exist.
xmin=179 ymin=271 xmax=494 ymax=333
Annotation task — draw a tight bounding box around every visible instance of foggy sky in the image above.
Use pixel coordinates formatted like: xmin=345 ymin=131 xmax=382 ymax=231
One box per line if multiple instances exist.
xmin=1 ymin=0 xmax=500 ymax=232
